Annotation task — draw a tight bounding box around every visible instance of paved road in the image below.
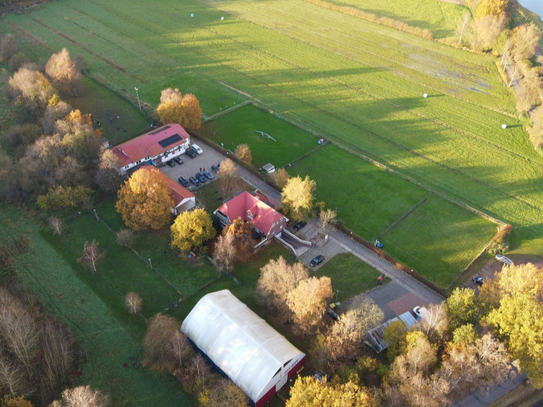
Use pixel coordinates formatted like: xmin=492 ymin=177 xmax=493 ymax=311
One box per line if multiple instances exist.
xmin=452 ymin=372 xmax=527 ymax=407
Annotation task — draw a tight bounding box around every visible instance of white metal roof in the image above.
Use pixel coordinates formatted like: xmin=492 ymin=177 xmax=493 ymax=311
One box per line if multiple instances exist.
xmin=366 ymin=311 xmax=418 ymax=352
xmin=181 ymin=290 xmax=304 ymax=402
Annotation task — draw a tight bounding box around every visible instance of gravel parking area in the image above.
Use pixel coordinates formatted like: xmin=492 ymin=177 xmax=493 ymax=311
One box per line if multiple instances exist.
xmin=160 ymin=144 xmax=225 ymax=192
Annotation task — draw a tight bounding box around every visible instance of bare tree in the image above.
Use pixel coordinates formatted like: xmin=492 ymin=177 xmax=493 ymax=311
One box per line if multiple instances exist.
xmin=319 ymin=208 xmax=337 ymax=232
xmin=213 ymin=233 xmax=236 ymax=272
xmin=457 ymin=12 xmax=471 ymax=44
xmin=415 ymin=303 xmax=449 ymax=345
xmin=124 ymin=292 xmax=142 ymax=315
xmin=286 ymin=276 xmax=332 ymax=333
xmin=0 ymin=34 xmax=20 ymax=63
xmin=511 ymin=24 xmax=541 ymax=61
xmin=217 ymin=158 xmax=244 ymax=197
xmin=257 ymin=256 xmax=308 ymax=320
xmin=528 ymin=105 xmax=543 ymax=148
xmin=116 ymin=229 xmax=135 ymax=247
xmin=142 ymin=314 xmax=179 ymax=374
xmin=171 ymin=332 xmax=194 ymax=370
xmin=77 ymin=240 xmax=106 ymax=273
xmin=48 ymin=216 xmax=64 ymax=236
xmin=50 ymin=385 xmax=109 ymax=407
xmin=0 ymin=354 xmax=29 ymax=398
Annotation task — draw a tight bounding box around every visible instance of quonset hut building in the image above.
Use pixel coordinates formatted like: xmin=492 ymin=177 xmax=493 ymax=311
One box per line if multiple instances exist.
xmin=181 ymin=290 xmax=305 ymax=406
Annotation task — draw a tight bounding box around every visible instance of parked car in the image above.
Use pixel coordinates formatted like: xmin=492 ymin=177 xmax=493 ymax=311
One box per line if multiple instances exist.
xmin=211 ymin=164 xmax=220 ymax=173
xmin=166 ymin=160 xmax=175 ymax=168
xmin=203 ymin=170 xmax=214 ymax=180
xmin=293 ymin=221 xmax=307 ymax=231
xmin=189 ymin=176 xmax=200 ymax=186
xmin=185 ymin=149 xmax=197 ymax=158
xmin=310 ymin=255 xmax=324 ymax=267
xmin=495 ymin=254 xmax=512 ymax=265
xmin=173 ymin=156 xmax=184 ymax=165
xmin=472 ymin=276 xmax=484 ymax=286
xmin=178 ymin=176 xmax=189 ymax=187
xmin=195 ymin=172 xmax=206 ymax=183
xmin=191 ymin=144 xmax=203 ymax=155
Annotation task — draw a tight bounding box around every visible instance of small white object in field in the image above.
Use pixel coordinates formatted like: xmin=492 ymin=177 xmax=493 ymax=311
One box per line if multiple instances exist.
xmin=502 ymin=124 xmax=507 ymax=129
xmin=221 ymin=16 xmax=225 ymax=20
xmin=191 ymin=13 xmax=194 ymax=17
xmin=423 ymin=93 xmax=428 ymax=98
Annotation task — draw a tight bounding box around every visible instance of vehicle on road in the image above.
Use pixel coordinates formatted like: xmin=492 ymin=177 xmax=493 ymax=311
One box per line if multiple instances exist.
xmin=310 ymin=255 xmax=324 ymax=267
xmin=195 ymin=172 xmax=206 ymax=183
xmin=189 ymin=176 xmax=200 ymax=186
xmin=173 ymin=156 xmax=184 ymax=165
xmin=211 ymin=164 xmax=220 ymax=173
xmin=495 ymin=254 xmax=513 ymax=265
xmin=203 ymin=170 xmax=214 ymax=180
xmin=178 ymin=176 xmax=189 ymax=187
xmin=472 ymin=276 xmax=484 ymax=286
xmin=166 ymin=160 xmax=175 ymax=168
xmin=191 ymin=144 xmax=203 ymax=155
xmin=293 ymin=221 xmax=307 ymax=231
xmin=185 ymin=149 xmax=197 ymax=158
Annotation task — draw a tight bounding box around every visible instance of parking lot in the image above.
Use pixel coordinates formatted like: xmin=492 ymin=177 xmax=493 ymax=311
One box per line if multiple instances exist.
xmin=159 ymin=142 xmax=226 ymax=191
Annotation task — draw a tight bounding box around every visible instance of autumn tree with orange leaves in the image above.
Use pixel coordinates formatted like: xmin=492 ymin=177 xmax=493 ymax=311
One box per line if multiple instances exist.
xmin=156 ymin=88 xmax=202 ymax=130
xmin=116 ymin=167 xmax=174 ymax=230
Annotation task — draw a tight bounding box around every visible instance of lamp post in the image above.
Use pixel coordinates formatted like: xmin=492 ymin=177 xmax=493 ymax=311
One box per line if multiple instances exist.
xmin=134 ymin=87 xmax=141 ymax=111
xmin=221 ymin=142 xmax=224 ymax=152
xmin=148 ymin=258 xmax=152 ymax=269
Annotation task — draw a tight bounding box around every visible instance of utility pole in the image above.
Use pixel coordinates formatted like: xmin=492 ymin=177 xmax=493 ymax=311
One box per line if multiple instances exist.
xmin=134 ymin=87 xmax=142 ymax=111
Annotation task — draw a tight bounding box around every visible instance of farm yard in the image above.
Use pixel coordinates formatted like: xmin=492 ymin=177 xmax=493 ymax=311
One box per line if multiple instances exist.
xmin=2 ymin=0 xmax=542 ymax=262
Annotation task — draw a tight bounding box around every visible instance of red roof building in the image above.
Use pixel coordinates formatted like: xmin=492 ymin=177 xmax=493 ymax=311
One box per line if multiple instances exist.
xmin=214 ymin=191 xmax=288 ymax=248
xmin=138 ymin=166 xmax=195 ymax=215
xmin=113 ymin=124 xmax=191 ymax=174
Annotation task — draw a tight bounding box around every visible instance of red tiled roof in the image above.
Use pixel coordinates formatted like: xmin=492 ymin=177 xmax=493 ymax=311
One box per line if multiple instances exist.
xmin=113 ymin=124 xmax=189 ymax=166
xmin=216 ymin=192 xmax=285 ymax=236
xmin=138 ymin=166 xmax=194 ymax=207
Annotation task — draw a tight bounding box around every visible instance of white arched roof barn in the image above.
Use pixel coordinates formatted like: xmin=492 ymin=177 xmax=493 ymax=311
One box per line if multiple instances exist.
xmin=181 ymin=290 xmax=305 ymax=407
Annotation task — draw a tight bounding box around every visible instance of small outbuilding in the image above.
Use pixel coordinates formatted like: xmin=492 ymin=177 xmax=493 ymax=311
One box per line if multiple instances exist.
xmin=181 ymin=290 xmax=305 ymax=407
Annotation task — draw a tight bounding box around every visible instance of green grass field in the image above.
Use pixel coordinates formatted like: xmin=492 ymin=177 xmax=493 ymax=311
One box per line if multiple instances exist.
xmin=1 ymin=204 xmax=192 ymax=407
xmin=290 ymin=144 xmax=497 ymax=287
xmin=199 ymin=104 xmax=318 ymax=168
xmin=311 ymin=0 xmax=468 ymax=38
xmin=382 ymin=194 xmax=497 ymax=288
xmin=311 ymin=253 xmax=384 ymax=302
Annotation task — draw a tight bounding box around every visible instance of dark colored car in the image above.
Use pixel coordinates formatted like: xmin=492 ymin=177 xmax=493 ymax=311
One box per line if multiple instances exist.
xmin=203 ymin=170 xmax=214 ymax=180
xmin=310 ymin=255 xmax=324 ymax=267
xmin=174 ymin=156 xmax=184 ymax=165
xmin=178 ymin=176 xmax=189 ymax=187
xmin=472 ymin=276 xmax=484 ymax=286
xmin=166 ymin=160 xmax=175 ymax=168
xmin=326 ymin=308 xmax=339 ymax=321
xmin=189 ymin=176 xmax=200 ymax=186
xmin=293 ymin=221 xmax=307 ymax=231
xmin=185 ymin=149 xmax=197 ymax=158
xmin=195 ymin=172 xmax=206 ymax=183
xmin=211 ymin=164 xmax=220 ymax=173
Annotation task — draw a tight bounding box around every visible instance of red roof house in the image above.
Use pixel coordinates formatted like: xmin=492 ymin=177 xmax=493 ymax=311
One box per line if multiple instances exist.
xmin=214 ymin=191 xmax=288 ymax=248
xmin=138 ymin=166 xmax=195 ymax=215
xmin=113 ymin=124 xmax=191 ymax=174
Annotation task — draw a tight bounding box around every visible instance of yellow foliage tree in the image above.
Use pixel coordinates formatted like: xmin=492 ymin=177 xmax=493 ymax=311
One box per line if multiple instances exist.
xmin=286 ymin=376 xmax=379 ymax=407
xmin=156 ymin=88 xmax=202 ymax=130
xmin=234 ymin=144 xmax=252 ymax=165
xmin=45 ymin=48 xmax=82 ymax=97
xmin=281 ymin=175 xmax=316 ymax=221
xmin=170 ymin=208 xmax=216 ymax=253
xmin=116 ymin=167 xmax=173 ymax=230
xmin=484 ymin=263 xmax=543 ymax=388
xmin=476 ymin=0 xmax=508 ymax=18
xmin=271 ymin=167 xmax=290 ymax=189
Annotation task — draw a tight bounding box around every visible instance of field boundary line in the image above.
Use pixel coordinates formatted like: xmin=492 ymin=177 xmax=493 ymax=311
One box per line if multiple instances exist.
xmin=94 ymin=212 xmax=188 ymax=299
xmin=203 ymin=100 xmax=252 ymax=122
xmin=331 ymin=140 xmax=506 ymax=226
xmin=377 ymin=192 xmax=433 ymax=239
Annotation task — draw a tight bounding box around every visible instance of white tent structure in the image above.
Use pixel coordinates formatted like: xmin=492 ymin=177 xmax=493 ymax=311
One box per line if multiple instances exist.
xmin=181 ymin=290 xmax=305 ymax=407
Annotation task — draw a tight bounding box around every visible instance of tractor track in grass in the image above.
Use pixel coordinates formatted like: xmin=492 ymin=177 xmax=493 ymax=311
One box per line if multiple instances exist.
xmin=32 ymin=18 xmax=145 ymax=82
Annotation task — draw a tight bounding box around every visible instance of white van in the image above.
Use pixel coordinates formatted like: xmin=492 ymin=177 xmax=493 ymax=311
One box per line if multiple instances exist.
xmin=191 ymin=144 xmax=203 ymax=155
